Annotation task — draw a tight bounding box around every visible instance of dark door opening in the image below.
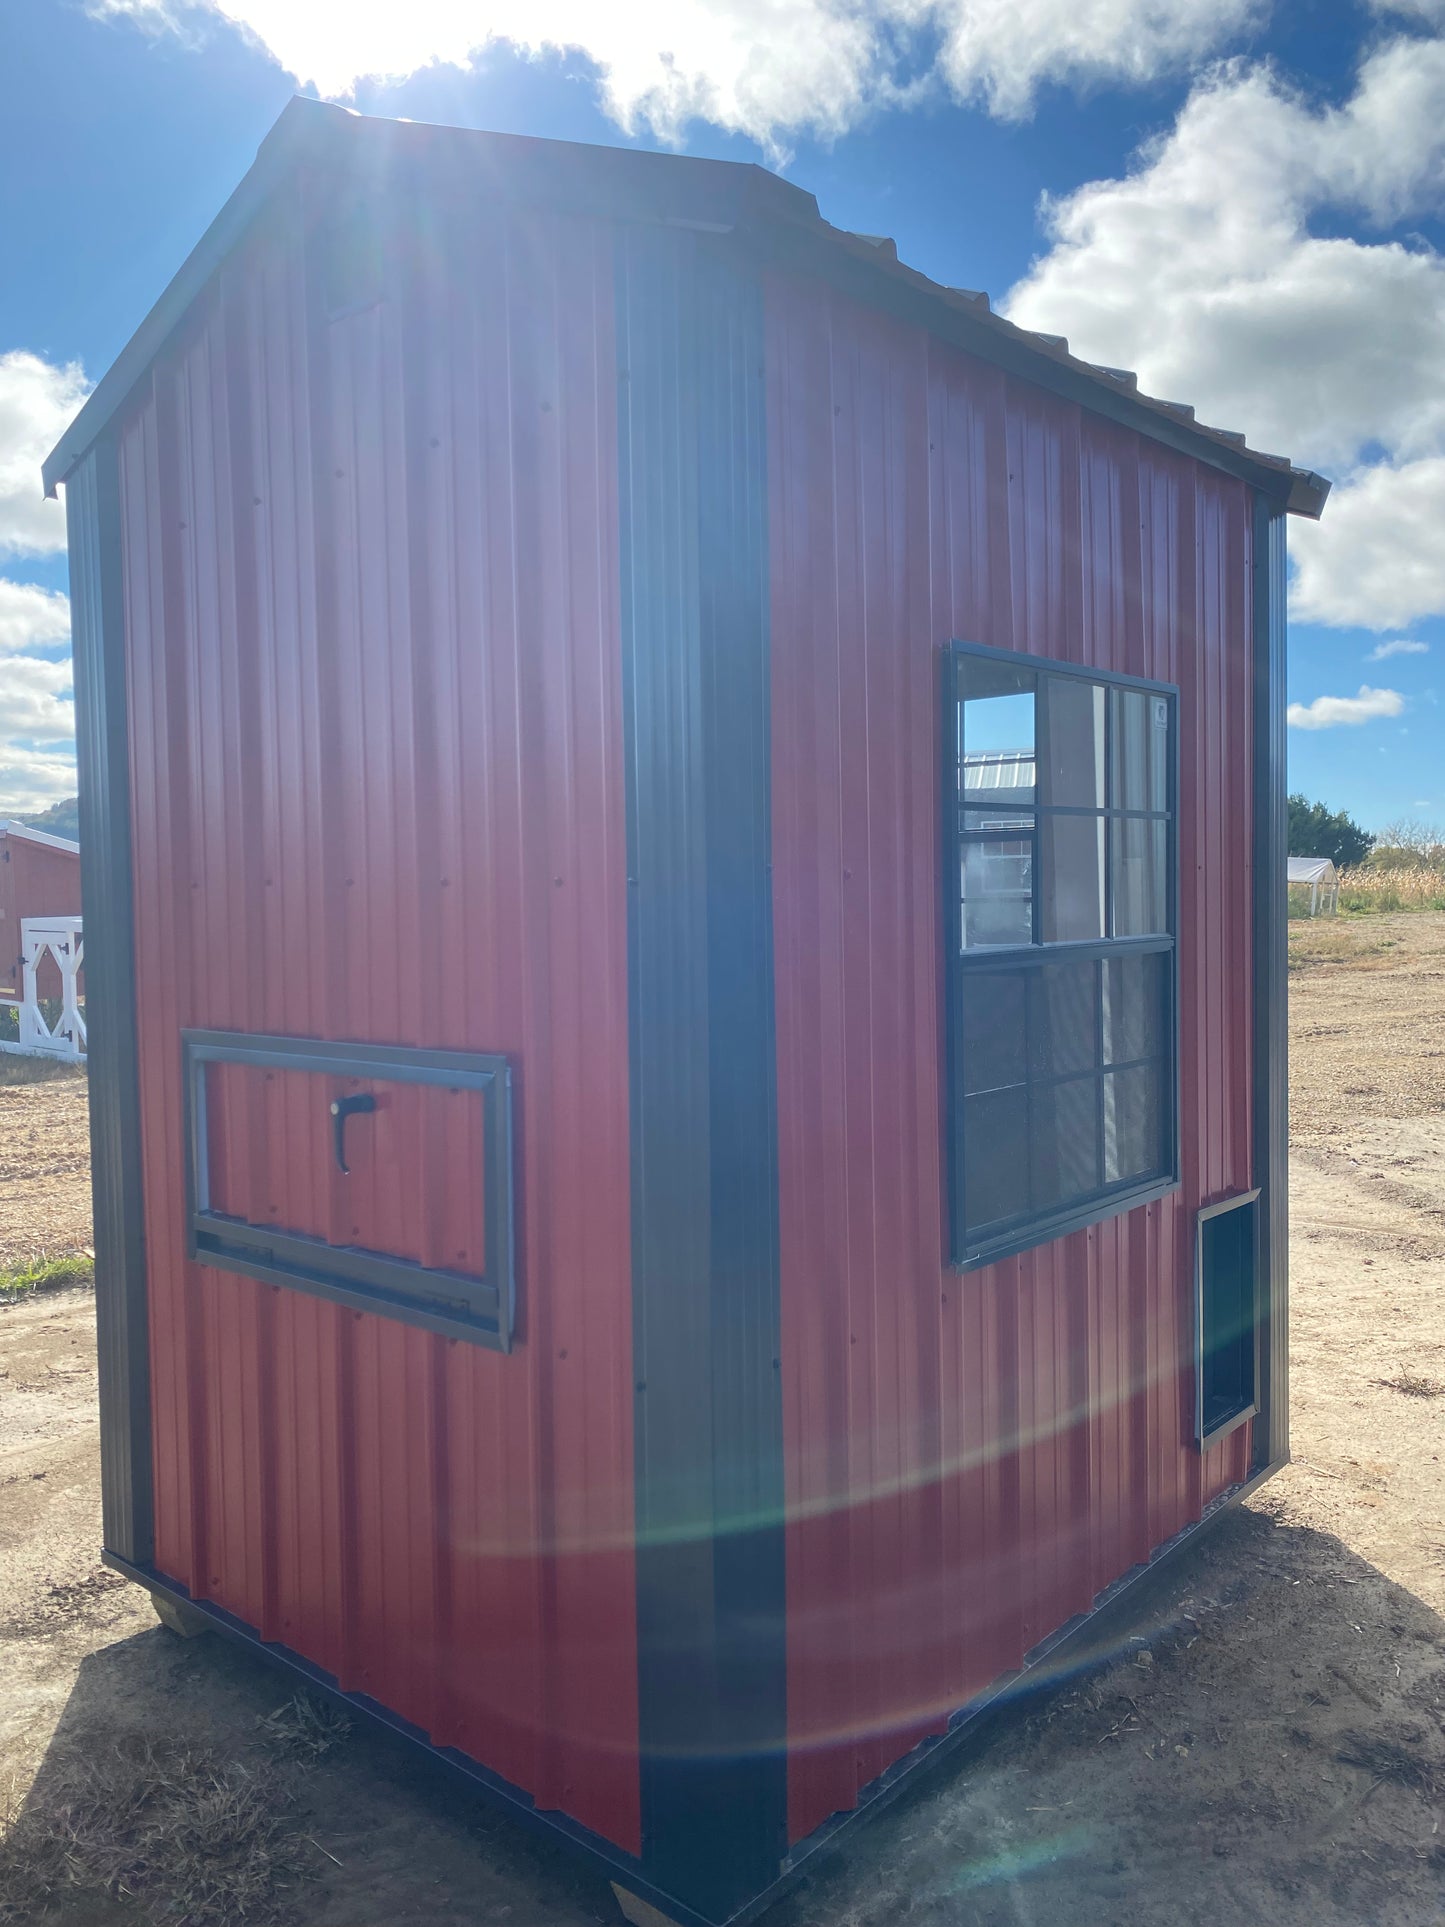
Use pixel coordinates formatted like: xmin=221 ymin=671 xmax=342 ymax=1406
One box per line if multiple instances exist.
xmin=1196 ymin=1190 xmax=1260 ymax=1447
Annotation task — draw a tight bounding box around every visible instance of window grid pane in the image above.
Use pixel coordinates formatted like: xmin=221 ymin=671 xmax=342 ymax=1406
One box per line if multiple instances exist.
xmin=951 ymin=651 xmax=1176 ymax=1263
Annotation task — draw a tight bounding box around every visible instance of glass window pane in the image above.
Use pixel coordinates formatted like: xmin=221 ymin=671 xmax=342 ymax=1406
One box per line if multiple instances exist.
xmin=1111 ymin=817 xmax=1168 ymax=936
xmin=964 ymin=1087 xmax=1029 ymax=1232
xmin=1031 ymin=1075 xmax=1100 ymax=1213
xmin=961 ymin=659 xmax=1036 ymax=809
xmin=1039 ymin=676 xmax=1106 ymax=809
xmin=961 ymin=838 xmax=1033 ymax=949
xmin=1103 ymin=951 xmax=1166 ymax=1064
xmin=1040 ymin=813 xmax=1106 ymax=942
xmin=1029 ymin=959 xmax=1098 ymax=1078
xmin=1103 ymin=1063 xmax=1165 ymax=1185
xmin=1110 ymin=688 xmax=1169 ymax=813
xmin=963 ymin=802 xmax=1033 ymax=836
xmin=962 ymin=972 xmax=1027 ymax=1095
xmin=949 ymin=654 xmax=1178 ymax=1264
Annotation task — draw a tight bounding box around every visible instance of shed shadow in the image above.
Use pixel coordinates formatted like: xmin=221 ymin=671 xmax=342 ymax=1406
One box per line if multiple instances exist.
xmin=4 ymin=1503 xmax=1443 ymax=1927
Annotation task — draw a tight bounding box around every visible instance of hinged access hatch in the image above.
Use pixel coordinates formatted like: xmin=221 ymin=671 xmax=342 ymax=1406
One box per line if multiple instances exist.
xmin=183 ymin=1029 xmax=515 ymax=1350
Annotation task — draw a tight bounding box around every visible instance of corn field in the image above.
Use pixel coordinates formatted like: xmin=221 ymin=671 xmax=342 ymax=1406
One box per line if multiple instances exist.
xmin=1337 ymin=866 xmax=1445 ymax=913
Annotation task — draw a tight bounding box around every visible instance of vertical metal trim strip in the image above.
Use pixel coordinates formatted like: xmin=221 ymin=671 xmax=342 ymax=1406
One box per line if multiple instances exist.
xmin=67 ymin=438 xmax=154 ymax=1565
xmin=1251 ymin=495 xmax=1288 ymax=1470
xmin=616 ymin=224 xmax=786 ymax=1921
xmin=696 ymin=239 xmax=787 ymax=1902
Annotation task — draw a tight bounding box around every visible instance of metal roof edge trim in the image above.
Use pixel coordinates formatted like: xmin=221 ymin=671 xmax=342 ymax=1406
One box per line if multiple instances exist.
xmin=746 ymin=204 xmax=1330 ymax=518
xmin=42 ymin=96 xmax=341 ymax=496
xmin=42 ymin=97 xmax=1330 ymax=519
xmin=41 ymin=98 xmax=818 ymax=495
xmin=0 ymin=819 xmax=81 ymax=853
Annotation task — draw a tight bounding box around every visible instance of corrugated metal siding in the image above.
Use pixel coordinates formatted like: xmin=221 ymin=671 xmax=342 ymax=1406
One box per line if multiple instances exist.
xmin=766 ymin=273 xmax=1255 ymax=1843
xmin=204 ymin=1065 xmax=490 ymax=1273
xmin=117 ymin=181 xmax=641 ymax=1853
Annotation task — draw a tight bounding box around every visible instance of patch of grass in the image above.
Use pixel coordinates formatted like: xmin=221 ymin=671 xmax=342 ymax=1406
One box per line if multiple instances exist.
xmin=1374 ymin=1365 xmax=1445 ymax=1400
xmin=255 ymin=1694 xmax=352 ymax=1761
xmin=0 ymin=1738 xmax=316 ymax=1925
xmin=0 ymin=1252 xmax=95 ymax=1304
xmin=0 ymin=1053 xmax=86 ymax=1088
xmin=1336 ymin=1728 xmax=1444 ymax=1799
xmin=1287 ymin=922 xmax=1394 ymax=972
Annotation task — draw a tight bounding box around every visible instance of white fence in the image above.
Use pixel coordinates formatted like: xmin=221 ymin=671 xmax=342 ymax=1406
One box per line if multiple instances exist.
xmin=0 ymin=916 xmax=86 ymax=1060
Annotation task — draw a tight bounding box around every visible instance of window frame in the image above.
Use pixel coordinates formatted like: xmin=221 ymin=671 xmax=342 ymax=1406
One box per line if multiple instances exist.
xmin=182 ymin=1028 xmax=516 ymax=1352
xmin=942 ymin=639 xmax=1182 ymax=1270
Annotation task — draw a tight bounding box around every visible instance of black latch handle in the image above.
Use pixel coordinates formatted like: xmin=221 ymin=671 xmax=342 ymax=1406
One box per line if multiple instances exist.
xmin=330 ymin=1091 xmax=376 ymax=1175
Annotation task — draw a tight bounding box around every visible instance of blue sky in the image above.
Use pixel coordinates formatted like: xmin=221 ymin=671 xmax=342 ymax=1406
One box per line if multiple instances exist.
xmin=3 ymin=0 xmax=1444 ymax=830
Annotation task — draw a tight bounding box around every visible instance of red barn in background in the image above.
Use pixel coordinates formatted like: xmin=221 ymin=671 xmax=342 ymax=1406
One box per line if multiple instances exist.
xmin=44 ymin=100 xmax=1326 ymax=1927
xmin=0 ymin=819 xmax=82 ymax=1002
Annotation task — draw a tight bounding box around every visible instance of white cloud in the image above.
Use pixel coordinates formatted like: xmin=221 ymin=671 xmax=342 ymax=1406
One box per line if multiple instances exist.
xmin=1292 ymin=458 xmax=1445 ymax=629
xmin=1369 ymin=0 xmax=1445 ymax=22
xmin=0 ymin=647 xmax=75 ymax=816
xmin=0 ymin=580 xmax=70 ymax=656
xmin=0 ymin=356 xmax=81 ymax=816
xmin=0 ymin=655 xmax=74 ymax=744
xmin=928 ymin=0 xmax=1259 ymax=120
xmin=1367 ymin=637 xmax=1429 ymax=660
xmin=1286 ymin=684 xmax=1405 ymax=729
xmin=0 ymin=745 xmax=78 ymax=817
xmin=0 ymin=352 xmax=90 ymax=559
xmin=1007 ymin=45 xmax=1445 ymax=467
xmin=1003 ymin=40 xmax=1445 ymax=628
xmin=92 ymin=0 xmax=1257 ymax=144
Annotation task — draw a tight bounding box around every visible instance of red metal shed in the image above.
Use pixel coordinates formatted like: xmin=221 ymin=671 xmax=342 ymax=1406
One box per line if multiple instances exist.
xmin=0 ymin=819 xmax=82 ymax=1001
xmin=45 ymin=100 xmax=1326 ymax=1927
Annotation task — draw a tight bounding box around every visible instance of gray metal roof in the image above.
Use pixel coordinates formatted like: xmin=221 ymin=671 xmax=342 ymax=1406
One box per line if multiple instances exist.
xmin=43 ymin=98 xmax=1330 ymax=518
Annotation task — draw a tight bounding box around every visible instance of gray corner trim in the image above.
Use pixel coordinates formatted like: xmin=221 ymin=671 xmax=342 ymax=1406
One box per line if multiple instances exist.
xmin=616 ymin=224 xmax=786 ymax=1922
xmin=1251 ymin=497 xmax=1289 ymax=1472
xmin=67 ymin=439 xmax=153 ymax=1565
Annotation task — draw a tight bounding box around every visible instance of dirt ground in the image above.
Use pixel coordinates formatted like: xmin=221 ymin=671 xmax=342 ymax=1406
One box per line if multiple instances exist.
xmin=2 ymin=917 xmax=1443 ymax=1926
xmin=0 ymin=1058 xmax=91 ymax=1267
